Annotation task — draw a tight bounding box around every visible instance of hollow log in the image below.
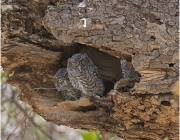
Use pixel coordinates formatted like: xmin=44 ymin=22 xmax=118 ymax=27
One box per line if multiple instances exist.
xmin=1 ymin=0 xmax=179 ymax=139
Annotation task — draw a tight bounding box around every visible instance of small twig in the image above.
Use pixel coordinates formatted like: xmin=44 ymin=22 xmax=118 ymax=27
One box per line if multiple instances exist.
xmin=22 ymin=123 xmax=26 ymax=139
xmin=25 ymin=122 xmax=37 ymax=140
xmin=11 ymin=101 xmax=54 ymax=140
xmin=30 ymin=87 xmax=56 ymax=91
xmin=6 ymin=110 xmax=33 ymax=140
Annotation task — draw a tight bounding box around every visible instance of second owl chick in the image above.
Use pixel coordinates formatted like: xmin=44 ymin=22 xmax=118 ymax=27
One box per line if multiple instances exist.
xmin=120 ymin=58 xmax=141 ymax=82
xmin=67 ymin=53 xmax=105 ymax=97
xmin=54 ymin=68 xmax=82 ymax=101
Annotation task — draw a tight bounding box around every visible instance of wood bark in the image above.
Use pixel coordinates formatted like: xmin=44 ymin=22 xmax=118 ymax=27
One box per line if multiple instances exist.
xmin=1 ymin=0 xmax=179 ymax=139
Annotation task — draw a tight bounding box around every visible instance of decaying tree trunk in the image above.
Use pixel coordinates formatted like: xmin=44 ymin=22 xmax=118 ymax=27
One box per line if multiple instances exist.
xmin=1 ymin=0 xmax=179 ymax=139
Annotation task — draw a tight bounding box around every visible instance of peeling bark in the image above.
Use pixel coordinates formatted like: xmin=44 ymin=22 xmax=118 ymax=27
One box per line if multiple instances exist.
xmin=1 ymin=0 xmax=179 ymax=139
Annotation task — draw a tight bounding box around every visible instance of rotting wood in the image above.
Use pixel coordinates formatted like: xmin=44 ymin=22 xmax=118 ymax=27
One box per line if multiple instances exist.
xmin=1 ymin=0 xmax=179 ymax=139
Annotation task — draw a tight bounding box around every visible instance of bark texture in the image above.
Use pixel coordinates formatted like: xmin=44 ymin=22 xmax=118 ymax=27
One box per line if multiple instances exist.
xmin=1 ymin=0 xmax=179 ymax=139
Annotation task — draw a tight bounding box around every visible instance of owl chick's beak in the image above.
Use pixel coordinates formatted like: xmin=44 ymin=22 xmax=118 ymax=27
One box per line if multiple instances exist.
xmin=78 ymin=66 xmax=82 ymax=72
xmin=64 ymin=81 xmax=68 ymax=86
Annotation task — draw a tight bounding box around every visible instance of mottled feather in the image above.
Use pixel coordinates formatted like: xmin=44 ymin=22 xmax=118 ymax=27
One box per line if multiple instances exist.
xmin=54 ymin=68 xmax=82 ymax=100
xmin=67 ymin=53 xmax=105 ymax=96
xmin=120 ymin=58 xmax=141 ymax=82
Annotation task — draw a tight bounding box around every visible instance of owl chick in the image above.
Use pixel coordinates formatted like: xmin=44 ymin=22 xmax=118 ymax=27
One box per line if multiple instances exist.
xmin=67 ymin=53 xmax=105 ymax=97
xmin=54 ymin=68 xmax=82 ymax=101
xmin=120 ymin=58 xmax=141 ymax=82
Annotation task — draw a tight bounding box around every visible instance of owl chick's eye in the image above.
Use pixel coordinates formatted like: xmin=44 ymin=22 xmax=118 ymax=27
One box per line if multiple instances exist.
xmin=81 ymin=59 xmax=88 ymax=65
xmin=58 ymin=78 xmax=63 ymax=82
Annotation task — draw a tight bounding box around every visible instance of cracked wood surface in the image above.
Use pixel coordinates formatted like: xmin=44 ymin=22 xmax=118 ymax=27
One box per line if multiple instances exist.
xmin=1 ymin=0 xmax=179 ymax=139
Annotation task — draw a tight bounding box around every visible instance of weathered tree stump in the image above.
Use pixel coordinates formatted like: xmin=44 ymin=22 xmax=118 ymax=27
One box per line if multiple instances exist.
xmin=1 ymin=0 xmax=179 ymax=139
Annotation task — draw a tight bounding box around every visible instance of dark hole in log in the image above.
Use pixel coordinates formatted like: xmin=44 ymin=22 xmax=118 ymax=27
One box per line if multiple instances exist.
xmin=169 ymin=63 xmax=174 ymax=67
xmin=70 ymin=43 xmax=123 ymax=95
xmin=150 ymin=36 xmax=156 ymax=41
xmin=132 ymin=52 xmax=136 ymax=55
xmin=56 ymin=43 xmax=133 ymax=98
xmin=161 ymin=101 xmax=171 ymax=106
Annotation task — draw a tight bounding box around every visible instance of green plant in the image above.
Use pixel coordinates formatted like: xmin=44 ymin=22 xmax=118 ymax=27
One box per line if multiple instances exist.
xmin=81 ymin=131 xmax=102 ymax=140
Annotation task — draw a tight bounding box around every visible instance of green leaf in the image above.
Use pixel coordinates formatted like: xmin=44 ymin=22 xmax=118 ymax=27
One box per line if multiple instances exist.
xmin=82 ymin=131 xmax=102 ymax=140
xmin=9 ymin=71 xmax=15 ymax=77
xmin=1 ymin=70 xmax=7 ymax=83
xmin=164 ymin=137 xmax=168 ymax=140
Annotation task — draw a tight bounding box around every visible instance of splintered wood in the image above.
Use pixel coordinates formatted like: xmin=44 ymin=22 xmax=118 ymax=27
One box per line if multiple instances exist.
xmin=1 ymin=0 xmax=179 ymax=139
